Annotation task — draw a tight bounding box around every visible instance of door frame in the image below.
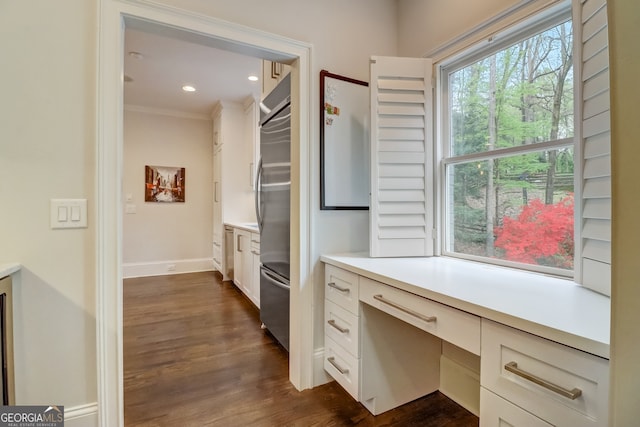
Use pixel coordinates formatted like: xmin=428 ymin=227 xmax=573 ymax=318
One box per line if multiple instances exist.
xmin=97 ymin=1 xmax=314 ymax=425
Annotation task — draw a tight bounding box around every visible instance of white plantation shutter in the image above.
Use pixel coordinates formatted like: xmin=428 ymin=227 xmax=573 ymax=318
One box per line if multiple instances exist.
xmin=370 ymin=56 xmax=434 ymax=257
xmin=577 ymin=0 xmax=611 ymax=295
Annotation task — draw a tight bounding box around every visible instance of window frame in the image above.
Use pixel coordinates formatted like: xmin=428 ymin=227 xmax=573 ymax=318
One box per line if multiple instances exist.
xmin=436 ymin=5 xmax=577 ymax=277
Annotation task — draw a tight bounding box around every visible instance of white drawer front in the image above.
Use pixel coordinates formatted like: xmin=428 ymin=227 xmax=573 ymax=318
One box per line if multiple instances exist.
xmin=325 ymin=300 xmax=359 ymax=357
xmin=359 ymin=277 xmax=481 ymax=355
xmin=481 ymin=319 xmax=609 ymax=427
xmin=324 ymin=336 xmax=359 ymax=401
xmin=325 ymin=264 xmax=359 ymax=314
xmin=480 ymin=387 xmax=552 ymax=427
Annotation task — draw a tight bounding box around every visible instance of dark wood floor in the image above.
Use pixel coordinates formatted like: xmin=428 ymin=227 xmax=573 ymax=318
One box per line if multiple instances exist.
xmin=124 ymin=271 xmax=479 ymax=426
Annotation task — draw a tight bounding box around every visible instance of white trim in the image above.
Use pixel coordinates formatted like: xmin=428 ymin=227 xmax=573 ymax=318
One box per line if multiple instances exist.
xmin=123 ymin=104 xmax=211 ymax=121
xmin=572 ymin=0 xmax=584 ymax=285
xmin=426 ymin=0 xmax=566 ymax=62
xmin=65 ymin=402 xmax=99 ymax=427
xmin=98 ymin=1 xmax=314 ymax=426
xmin=122 ymin=258 xmax=214 ymax=278
xmin=313 ymin=347 xmax=332 ymax=386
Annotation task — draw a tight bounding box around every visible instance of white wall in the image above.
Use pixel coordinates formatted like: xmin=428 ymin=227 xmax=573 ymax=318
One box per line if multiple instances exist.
xmin=608 ymin=0 xmax=640 ymax=424
xmin=397 ymin=0 xmax=520 ymax=57
xmin=0 ymin=0 xmax=98 ymax=414
xmin=123 ymin=109 xmax=213 ymax=277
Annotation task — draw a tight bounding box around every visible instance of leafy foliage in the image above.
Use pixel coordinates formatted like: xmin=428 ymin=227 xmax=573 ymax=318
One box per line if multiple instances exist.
xmin=447 ymin=20 xmax=575 ymax=269
xmin=494 ymin=195 xmax=574 ymax=268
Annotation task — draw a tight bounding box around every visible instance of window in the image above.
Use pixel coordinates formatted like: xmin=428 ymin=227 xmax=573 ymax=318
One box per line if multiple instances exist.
xmin=441 ymin=14 xmax=575 ymax=275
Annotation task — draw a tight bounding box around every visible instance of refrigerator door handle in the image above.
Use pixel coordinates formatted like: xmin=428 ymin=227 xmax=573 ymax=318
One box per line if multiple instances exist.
xmin=255 ymin=157 xmax=264 ymax=233
xmin=262 ymin=267 xmax=290 ymax=289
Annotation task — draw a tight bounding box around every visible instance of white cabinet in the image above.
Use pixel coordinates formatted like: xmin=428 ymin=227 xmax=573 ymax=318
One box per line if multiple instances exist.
xmin=233 ymin=228 xmax=251 ymax=294
xmin=243 ymin=97 xmax=259 ymax=191
xmin=480 ymin=319 xmax=609 ymax=427
xmin=231 ymin=226 xmax=260 ymax=308
xmin=323 ymin=265 xmax=442 ymax=415
xmin=480 ymin=388 xmax=552 ymax=427
xmin=212 ymin=139 xmax=223 ymax=272
xmin=323 ymin=265 xmax=360 ymax=400
xmin=211 ymin=101 xmax=255 ymax=279
xmin=323 ymin=260 xmax=609 ymax=423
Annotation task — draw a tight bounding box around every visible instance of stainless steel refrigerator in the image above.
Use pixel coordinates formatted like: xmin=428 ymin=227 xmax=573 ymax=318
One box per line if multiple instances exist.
xmin=255 ymin=74 xmax=291 ymax=351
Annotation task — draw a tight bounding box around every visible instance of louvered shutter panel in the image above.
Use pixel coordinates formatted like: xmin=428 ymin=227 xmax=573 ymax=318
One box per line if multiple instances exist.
xmin=578 ymin=0 xmax=611 ymax=295
xmin=370 ymin=56 xmax=434 ymax=258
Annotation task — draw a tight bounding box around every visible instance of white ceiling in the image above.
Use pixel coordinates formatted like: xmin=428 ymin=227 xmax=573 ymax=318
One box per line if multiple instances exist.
xmin=124 ymin=28 xmax=263 ymax=116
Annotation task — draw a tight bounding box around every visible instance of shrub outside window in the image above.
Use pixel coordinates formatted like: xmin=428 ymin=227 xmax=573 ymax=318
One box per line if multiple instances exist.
xmin=442 ymin=17 xmax=575 ymax=275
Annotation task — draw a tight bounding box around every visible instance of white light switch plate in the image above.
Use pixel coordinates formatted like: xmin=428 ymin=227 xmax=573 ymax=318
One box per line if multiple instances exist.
xmin=51 ymin=199 xmax=87 ymax=229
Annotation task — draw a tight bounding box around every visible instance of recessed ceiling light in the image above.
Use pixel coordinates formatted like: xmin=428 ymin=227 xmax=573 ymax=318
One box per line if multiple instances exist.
xmin=182 ymin=85 xmax=196 ymax=92
xmin=128 ymin=51 xmax=144 ymax=60
xmin=248 ymin=75 xmax=259 ymax=82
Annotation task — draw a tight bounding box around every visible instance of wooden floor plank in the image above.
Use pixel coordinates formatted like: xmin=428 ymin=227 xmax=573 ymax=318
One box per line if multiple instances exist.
xmin=124 ymin=271 xmax=479 ymax=426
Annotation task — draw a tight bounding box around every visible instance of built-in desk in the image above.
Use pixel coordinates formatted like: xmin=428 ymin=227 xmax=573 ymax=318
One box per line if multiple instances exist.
xmin=321 ymin=254 xmax=610 ymax=426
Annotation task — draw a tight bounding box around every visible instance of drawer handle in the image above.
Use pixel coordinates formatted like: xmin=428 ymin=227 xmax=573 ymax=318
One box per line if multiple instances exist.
xmin=328 ymin=282 xmax=350 ymax=293
xmin=504 ymin=361 xmax=583 ymax=400
xmin=327 ymin=319 xmax=349 ymax=334
xmin=251 ymin=250 xmax=260 ymax=255
xmin=327 ymin=356 xmax=349 ymax=375
xmin=373 ymin=294 xmax=436 ymax=323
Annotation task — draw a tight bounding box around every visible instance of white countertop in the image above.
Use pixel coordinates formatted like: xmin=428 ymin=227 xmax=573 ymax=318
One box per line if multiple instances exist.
xmin=224 ymin=222 xmax=260 ymax=233
xmin=321 ymin=253 xmax=610 ymax=359
xmin=0 ymin=263 xmax=21 ymax=279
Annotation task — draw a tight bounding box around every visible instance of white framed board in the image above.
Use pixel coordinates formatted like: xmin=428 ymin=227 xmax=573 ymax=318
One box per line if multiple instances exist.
xmin=320 ymin=70 xmax=370 ymax=210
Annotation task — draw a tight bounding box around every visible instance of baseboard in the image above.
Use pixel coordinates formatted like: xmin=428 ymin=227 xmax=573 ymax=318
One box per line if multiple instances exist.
xmin=439 ymin=355 xmax=480 ymax=416
xmin=65 ymin=402 xmax=98 ymax=427
xmin=312 ymin=347 xmax=332 ymax=387
xmin=123 ymin=258 xmax=214 ymax=279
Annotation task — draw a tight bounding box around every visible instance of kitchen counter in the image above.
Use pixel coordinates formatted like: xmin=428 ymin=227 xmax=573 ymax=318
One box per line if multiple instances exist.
xmin=224 ymin=222 xmax=259 ymax=233
xmin=321 ymin=253 xmax=610 ymax=359
xmin=0 ymin=263 xmax=20 ymax=279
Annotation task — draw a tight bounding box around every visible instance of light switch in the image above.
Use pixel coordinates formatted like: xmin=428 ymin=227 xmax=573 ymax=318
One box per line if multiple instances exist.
xmin=70 ymin=206 xmax=81 ymax=221
xmin=125 ymin=204 xmax=136 ymax=214
xmin=57 ymin=206 xmax=68 ymax=222
xmin=51 ymin=199 xmax=87 ymax=229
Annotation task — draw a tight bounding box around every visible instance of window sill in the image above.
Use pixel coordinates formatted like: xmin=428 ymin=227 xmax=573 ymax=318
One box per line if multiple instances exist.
xmin=320 ymin=252 xmax=610 ymax=359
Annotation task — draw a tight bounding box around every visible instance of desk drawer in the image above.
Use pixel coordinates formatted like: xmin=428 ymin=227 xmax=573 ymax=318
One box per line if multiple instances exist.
xmin=359 ymin=277 xmax=481 ymax=355
xmin=325 ymin=265 xmax=359 ymax=313
xmin=324 ymin=336 xmax=359 ymax=401
xmin=481 ymin=319 xmax=609 ymax=427
xmin=325 ymin=300 xmax=359 ymax=357
xmin=480 ymin=387 xmax=552 ymax=427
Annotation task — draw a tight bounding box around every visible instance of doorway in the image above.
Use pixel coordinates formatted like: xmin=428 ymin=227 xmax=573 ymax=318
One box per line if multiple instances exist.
xmin=97 ymin=3 xmax=313 ymax=425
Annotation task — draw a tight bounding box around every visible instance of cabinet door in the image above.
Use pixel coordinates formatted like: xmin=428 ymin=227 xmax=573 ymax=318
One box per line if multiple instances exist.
xmin=241 ymin=232 xmax=252 ymax=296
xmin=212 ymin=133 xmax=223 ymax=272
xmin=251 ymin=233 xmax=260 ymax=307
xmin=233 ymin=229 xmax=246 ymax=289
xmin=480 ymin=388 xmax=552 ymax=427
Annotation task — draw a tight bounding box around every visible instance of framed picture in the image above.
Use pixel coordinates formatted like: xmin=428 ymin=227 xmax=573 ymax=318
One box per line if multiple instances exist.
xmin=145 ymin=165 xmax=185 ymax=203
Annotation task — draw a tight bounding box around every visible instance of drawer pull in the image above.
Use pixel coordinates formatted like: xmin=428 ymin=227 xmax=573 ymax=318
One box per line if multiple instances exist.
xmin=327 ymin=356 xmax=349 ymax=374
xmin=504 ymin=361 xmax=583 ymax=400
xmin=328 ymin=282 xmax=350 ymax=293
xmin=373 ymin=294 xmax=436 ymax=323
xmin=327 ymin=319 xmax=349 ymax=334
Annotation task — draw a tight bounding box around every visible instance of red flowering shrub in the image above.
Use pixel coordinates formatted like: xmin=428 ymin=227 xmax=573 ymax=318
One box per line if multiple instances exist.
xmin=494 ymin=195 xmax=574 ymax=268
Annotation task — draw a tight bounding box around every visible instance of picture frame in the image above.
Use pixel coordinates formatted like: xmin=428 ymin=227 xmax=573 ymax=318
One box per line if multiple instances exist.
xmin=144 ymin=165 xmax=186 ymax=203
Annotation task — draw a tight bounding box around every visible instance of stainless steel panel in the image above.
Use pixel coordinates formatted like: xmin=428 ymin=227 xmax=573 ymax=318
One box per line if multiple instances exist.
xmin=258 ymin=101 xmax=291 ymax=280
xmin=260 ymin=266 xmax=290 ymax=351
